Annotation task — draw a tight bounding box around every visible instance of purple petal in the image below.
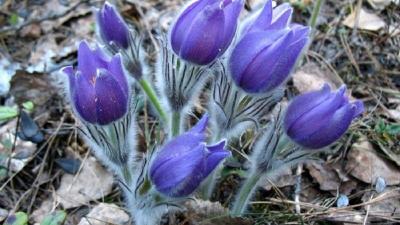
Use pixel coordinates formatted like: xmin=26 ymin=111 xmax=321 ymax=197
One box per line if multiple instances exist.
xmin=73 ymin=73 xmax=97 ymax=124
xmin=107 ymin=54 xmax=129 ymax=97
xmin=61 ymin=66 xmax=76 ymax=92
xmin=246 ymin=0 xmax=273 ymax=33
xmin=286 ymin=86 xmax=347 ymax=138
xmin=268 ymin=3 xmax=292 ymax=30
xmin=151 ymin=144 xmax=205 ymax=196
xmin=296 ymin=103 xmax=356 ymax=149
xmin=229 ymin=29 xmax=288 ymax=86
xmin=352 ymin=100 xmax=364 ymax=118
xmin=284 ymin=84 xmax=331 ymax=133
xmin=260 ymin=30 xmax=308 ymax=91
xmin=190 ymin=113 xmax=209 ymax=134
xmin=94 ymin=69 xmax=128 ymax=125
xmin=179 ymin=4 xmax=226 ymax=65
xmin=97 ymin=2 xmax=129 ymax=48
xmin=220 ymin=0 xmax=244 ymax=51
xmin=170 ymin=0 xmax=214 ymax=53
xmin=234 ymin=30 xmax=292 ymax=93
xmin=77 ymin=41 xmax=108 ymax=81
xmin=204 ymin=140 xmax=231 ymax=175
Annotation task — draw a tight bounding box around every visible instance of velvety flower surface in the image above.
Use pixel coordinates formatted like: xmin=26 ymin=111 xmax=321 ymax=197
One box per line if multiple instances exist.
xmin=170 ymin=0 xmax=244 ymax=65
xmin=97 ymin=2 xmax=130 ymax=48
xmin=62 ymin=41 xmax=129 ymax=125
xmin=284 ymin=84 xmax=364 ymax=149
xmin=229 ymin=0 xmax=309 ymax=93
xmin=150 ymin=114 xmax=231 ymax=197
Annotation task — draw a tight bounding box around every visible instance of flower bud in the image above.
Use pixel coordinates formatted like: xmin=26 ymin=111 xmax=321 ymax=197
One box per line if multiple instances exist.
xmin=62 ymin=41 xmax=129 ymax=125
xmin=229 ymin=1 xmax=309 ymax=93
xmin=150 ymin=114 xmax=230 ymax=197
xmin=170 ymin=0 xmax=244 ymax=65
xmin=97 ymin=2 xmax=130 ymax=49
xmin=284 ymin=84 xmax=364 ymax=149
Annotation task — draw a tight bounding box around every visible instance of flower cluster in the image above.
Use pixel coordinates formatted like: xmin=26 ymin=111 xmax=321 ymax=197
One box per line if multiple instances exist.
xmin=60 ymin=0 xmax=364 ymax=224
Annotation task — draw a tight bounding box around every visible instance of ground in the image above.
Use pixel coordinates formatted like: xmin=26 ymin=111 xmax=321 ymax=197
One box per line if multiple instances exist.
xmin=0 ymin=0 xmax=399 ymax=224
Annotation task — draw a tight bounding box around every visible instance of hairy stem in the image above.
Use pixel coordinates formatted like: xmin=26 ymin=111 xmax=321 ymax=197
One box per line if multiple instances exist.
xmin=138 ymin=78 xmax=168 ymax=124
xmin=171 ymin=111 xmax=181 ymax=137
xmin=231 ymin=170 xmax=262 ymax=217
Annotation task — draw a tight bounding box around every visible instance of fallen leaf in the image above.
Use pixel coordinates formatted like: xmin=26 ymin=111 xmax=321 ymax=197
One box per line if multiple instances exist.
xmin=263 ymin=167 xmax=296 ymax=191
xmin=77 ymin=203 xmax=130 ymax=225
xmin=292 ymin=63 xmax=344 ymax=94
xmin=361 ymin=188 xmax=400 ymax=218
xmin=55 ymin=157 xmax=114 ymax=209
xmin=307 ymin=162 xmax=340 ymax=191
xmin=184 ymin=199 xmax=253 ymax=225
xmin=343 ymin=8 xmax=386 ymax=31
xmin=346 ymin=139 xmax=400 ymax=185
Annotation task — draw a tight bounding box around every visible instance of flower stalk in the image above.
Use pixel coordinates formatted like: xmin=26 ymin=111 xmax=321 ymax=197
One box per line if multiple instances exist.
xmin=231 ymin=170 xmax=262 ymax=216
xmin=138 ymin=78 xmax=168 ymax=124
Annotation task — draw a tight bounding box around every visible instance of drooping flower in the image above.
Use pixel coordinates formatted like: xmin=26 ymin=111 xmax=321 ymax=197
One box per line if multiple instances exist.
xmin=97 ymin=2 xmax=130 ymax=49
xmin=284 ymin=84 xmax=364 ymax=149
xmin=229 ymin=0 xmax=309 ymax=93
xmin=170 ymin=0 xmax=244 ymax=65
xmin=150 ymin=114 xmax=230 ymax=197
xmin=62 ymin=41 xmax=129 ymax=125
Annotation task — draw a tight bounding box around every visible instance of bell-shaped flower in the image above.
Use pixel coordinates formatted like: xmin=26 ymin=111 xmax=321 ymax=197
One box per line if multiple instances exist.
xmin=170 ymin=0 xmax=244 ymax=65
xmin=229 ymin=0 xmax=309 ymax=93
xmin=284 ymin=84 xmax=364 ymax=149
xmin=62 ymin=41 xmax=129 ymax=125
xmin=97 ymin=2 xmax=130 ymax=49
xmin=150 ymin=114 xmax=231 ymax=197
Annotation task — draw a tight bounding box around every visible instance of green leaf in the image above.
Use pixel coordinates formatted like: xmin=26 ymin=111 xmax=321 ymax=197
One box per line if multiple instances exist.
xmin=22 ymin=101 xmax=34 ymax=112
xmin=40 ymin=211 xmax=67 ymax=225
xmin=4 ymin=212 xmax=28 ymax=225
xmin=0 ymin=106 xmax=18 ymax=123
xmin=8 ymin=13 xmax=19 ymax=26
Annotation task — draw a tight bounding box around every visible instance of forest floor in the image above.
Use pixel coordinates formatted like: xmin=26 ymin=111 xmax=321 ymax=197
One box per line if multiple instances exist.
xmin=0 ymin=0 xmax=399 ymax=224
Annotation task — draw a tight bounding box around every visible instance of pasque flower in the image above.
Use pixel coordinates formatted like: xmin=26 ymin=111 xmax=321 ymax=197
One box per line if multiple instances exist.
xmin=229 ymin=0 xmax=309 ymax=93
xmin=284 ymin=84 xmax=364 ymax=149
xmin=97 ymin=2 xmax=130 ymax=48
xmin=62 ymin=41 xmax=129 ymax=125
xmin=170 ymin=0 xmax=244 ymax=65
xmin=150 ymin=114 xmax=230 ymax=197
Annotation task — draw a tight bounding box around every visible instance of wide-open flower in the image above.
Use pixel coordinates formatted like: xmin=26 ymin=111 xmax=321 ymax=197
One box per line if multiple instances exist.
xmin=229 ymin=0 xmax=309 ymax=93
xmin=150 ymin=114 xmax=230 ymax=197
xmin=284 ymin=84 xmax=364 ymax=149
xmin=62 ymin=41 xmax=129 ymax=125
xmin=97 ymin=2 xmax=130 ymax=49
xmin=170 ymin=0 xmax=244 ymax=65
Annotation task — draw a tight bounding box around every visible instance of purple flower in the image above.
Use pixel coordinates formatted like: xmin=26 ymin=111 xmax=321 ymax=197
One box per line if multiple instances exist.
xmin=284 ymin=84 xmax=364 ymax=149
xmin=170 ymin=0 xmax=244 ymax=65
xmin=97 ymin=2 xmax=130 ymax=48
xmin=229 ymin=0 xmax=309 ymax=93
xmin=62 ymin=41 xmax=129 ymax=125
xmin=150 ymin=114 xmax=230 ymax=197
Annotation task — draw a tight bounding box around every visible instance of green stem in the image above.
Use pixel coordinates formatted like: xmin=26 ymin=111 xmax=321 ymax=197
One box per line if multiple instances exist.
xmin=231 ymin=170 xmax=262 ymax=217
xmin=138 ymin=78 xmax=167 ymax=124
xmin=309 ymin=0 xmax=324 ymax=30
xmin=171 ymin=111 xmax=181 ymax=137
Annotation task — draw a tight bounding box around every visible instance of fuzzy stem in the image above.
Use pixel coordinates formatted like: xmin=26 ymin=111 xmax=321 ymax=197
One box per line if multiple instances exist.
xmin=171 ymin=111 xmax=181 ymax=137
xmin=138 ymin=78 xmax=168 ymax=124
xmin=231 ymin=170 xmax=262 ymax=217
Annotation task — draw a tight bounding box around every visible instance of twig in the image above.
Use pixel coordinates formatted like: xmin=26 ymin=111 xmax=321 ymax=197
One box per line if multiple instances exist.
xmin=294 ymin=163 xmax=303 ymax=214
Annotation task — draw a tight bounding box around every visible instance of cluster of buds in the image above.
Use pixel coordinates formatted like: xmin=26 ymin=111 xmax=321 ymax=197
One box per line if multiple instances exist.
xmin=60 ymin=0 xmax=364 ymax=224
